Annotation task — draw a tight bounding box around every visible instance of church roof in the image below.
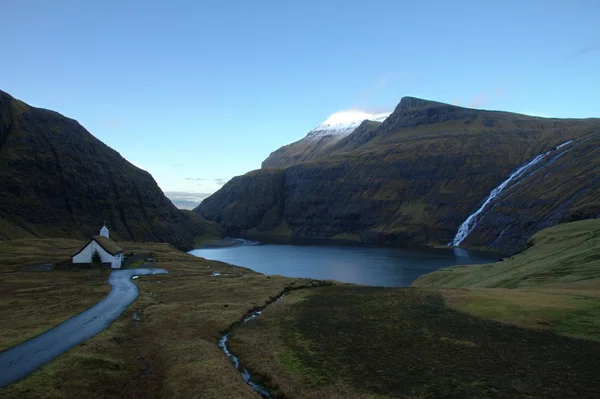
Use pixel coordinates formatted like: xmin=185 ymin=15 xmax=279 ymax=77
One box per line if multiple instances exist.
xmin=72 ymin=236 xmax=124 ymax=257
xmin=94 ymin=236 xmax=124 ymax=255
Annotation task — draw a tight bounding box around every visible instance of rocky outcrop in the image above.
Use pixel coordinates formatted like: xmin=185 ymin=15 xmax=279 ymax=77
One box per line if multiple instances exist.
xmin=0 ymin=89 xmax=221 ymax=250
xmin=195 ymin=97 xmax=600 ymax=253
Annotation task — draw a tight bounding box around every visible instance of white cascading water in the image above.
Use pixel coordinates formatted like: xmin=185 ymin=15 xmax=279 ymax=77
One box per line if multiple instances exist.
xmin=451 ymin=140 xmax=574 ymax=247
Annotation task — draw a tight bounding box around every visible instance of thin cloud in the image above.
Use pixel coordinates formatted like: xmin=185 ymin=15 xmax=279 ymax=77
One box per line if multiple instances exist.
xmin=164 ymin=191 xmax=213 ymax=210
xmin=173 ymin=163 xmax=186 ymax=168
xmin=569 ymin=43 xmax=600 ymax=59
xmin=214 ymin=178 xmax=229 ymax=186
xmin=465 ymin=89 xmax=504 ymax=109
xmin=468 ymin=92 xmax=486 ymax=108
xmin=184 ymin=177 xmax=206 ymax=181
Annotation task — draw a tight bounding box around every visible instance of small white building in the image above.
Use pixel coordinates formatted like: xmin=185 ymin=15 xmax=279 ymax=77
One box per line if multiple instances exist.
xmin=72 ymin=225 xmax=124 ymax=269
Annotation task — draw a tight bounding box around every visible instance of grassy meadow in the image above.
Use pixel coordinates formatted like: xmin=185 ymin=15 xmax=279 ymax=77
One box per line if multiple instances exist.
xmin=0 ymin=239 xmax=317 ymax=398
xmin=1 ymin=219 xmax=599 ymax=398
xmin=227 ymin=220 xmax=600 ymax=398
xmin=229 ymin=286 xmax=600 ymax=398
xmin=0 ymin=239 xmax=109 ymax=351
xmin=413 ymin=219 xmax=600 ymax=342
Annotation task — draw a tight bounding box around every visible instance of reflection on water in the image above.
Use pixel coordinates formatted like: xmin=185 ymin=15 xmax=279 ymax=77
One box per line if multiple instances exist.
xmin=190 ymin=241 xmax=501 ymax=287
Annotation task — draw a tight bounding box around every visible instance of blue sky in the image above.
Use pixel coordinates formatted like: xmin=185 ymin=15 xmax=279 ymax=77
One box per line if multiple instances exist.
xmin=2 ymin=0 xmax=599 ymax=208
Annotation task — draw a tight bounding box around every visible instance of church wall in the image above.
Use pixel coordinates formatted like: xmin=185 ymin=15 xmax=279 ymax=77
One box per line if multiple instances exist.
xmin=72 ymin=241 xmax=121 ymax=268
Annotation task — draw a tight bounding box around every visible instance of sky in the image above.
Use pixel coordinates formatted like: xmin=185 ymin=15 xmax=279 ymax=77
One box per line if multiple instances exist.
xmin=1 ymin=0 xmax=599 ymax=209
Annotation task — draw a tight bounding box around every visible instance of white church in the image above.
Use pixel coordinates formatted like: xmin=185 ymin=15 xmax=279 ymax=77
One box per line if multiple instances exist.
xmin=72 ymin=225 xmax=125 ymax=269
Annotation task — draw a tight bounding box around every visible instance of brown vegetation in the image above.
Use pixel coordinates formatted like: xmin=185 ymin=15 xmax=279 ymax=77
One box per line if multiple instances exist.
xmin=0 ymin=239 xmax=307 ymax=398
xmin=230 ymin=286 xmax=600 ymax=398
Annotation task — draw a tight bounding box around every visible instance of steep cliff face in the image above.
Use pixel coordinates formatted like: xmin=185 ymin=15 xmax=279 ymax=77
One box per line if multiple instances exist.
xmin=460 ymin=135 xmax=600 ymax=253
xmin=0 ymin=90 xmax=221 ymax=250
xmin=196 ymin=97 xmax=600 ymax=253
xmin=196 ymin=169 xmax=286 ymax=235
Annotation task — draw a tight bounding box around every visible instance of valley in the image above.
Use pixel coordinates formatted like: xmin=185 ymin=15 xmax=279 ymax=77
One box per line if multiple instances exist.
xmin=0 ymin=89 xmax=599 ymax=398
xmin=3 ymin=3 xmax=600 ymax=398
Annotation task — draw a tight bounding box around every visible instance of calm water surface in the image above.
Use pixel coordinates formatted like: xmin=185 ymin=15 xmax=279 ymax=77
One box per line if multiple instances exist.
xmin=190 ymin=240 xmax=501 ymax=287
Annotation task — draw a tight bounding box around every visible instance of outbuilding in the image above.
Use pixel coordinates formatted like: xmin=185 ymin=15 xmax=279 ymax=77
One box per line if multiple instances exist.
xmin=72 ymin=225 xmax=124 ymax=269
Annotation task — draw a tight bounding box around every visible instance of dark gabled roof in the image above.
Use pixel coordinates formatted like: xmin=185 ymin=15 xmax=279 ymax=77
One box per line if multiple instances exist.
xmin=94 ymin=236 xmax=124 ymax=255
xmin=72 ymin=236 xmax=124 ymax=257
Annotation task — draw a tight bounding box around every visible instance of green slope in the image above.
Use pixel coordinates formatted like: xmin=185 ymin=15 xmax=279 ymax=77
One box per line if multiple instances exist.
xmin=412 ymin=219 xmax=600 ymax=288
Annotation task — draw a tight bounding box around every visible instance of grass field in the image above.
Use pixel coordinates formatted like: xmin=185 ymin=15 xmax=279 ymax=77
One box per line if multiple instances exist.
xmin=229 ymin=286 xmax=600 ymax=398
xmin=2 ymin=220 xmax=599 ymax=398
xmin=412 ymin=219 xmax=600 ymax=342
xmin=0 ymin=239 xmax=313 ymax=398
xmin=413 ymin=219 xmax=600 ymax=289
xmin=0 ymin=239 xmax=109 ymax=351
xmin=227 ymin=220 xmax=600 ymax=398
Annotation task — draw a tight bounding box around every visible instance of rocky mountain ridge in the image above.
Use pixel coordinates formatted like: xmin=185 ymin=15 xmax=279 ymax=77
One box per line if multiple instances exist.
xmin=196 ymin=97 xmax=600 ymax=254
xmin=262 ymin=110 xmax=390 ymax=169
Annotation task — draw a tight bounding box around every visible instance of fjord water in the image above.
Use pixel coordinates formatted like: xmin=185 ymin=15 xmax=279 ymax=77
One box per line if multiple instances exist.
xmin=190 ymin=241 xmax=501 ymax=287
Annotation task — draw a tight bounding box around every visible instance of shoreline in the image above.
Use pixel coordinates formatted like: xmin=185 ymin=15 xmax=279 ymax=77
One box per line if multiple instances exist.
xmin=193 ymin=235 xmax=506 ymax=258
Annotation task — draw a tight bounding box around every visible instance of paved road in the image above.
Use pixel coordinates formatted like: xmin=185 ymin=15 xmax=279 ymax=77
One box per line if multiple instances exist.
xmin=0 ymin=268 xmax=168 ymax=387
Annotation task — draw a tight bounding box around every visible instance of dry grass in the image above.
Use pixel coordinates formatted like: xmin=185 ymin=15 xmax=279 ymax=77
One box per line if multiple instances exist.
xmin=0 ymin=239 xmax=311 ymax=398
xmin=3 ymin=224 xmax=600 ymax=398
xmin=230 ymin=286 xmax=600 ymax=399
xmin=0 ymin=239 xmax=110 ymax=351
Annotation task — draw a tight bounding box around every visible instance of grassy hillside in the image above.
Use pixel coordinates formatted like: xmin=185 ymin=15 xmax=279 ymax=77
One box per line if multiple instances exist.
xmin=0 ymin=238 xmax=318 ymax=398
xmin=412 ymin=219 xmax=600 ymax=289
xmin=0 ymin=89 xmax=222 ymax=250
xmin=197 ymin=97 xmax=600 ymax=253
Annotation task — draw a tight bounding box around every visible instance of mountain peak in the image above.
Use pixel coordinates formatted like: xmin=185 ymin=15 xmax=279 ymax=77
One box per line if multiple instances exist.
xmin=307 ymin=110 xmax=390 ymax=139
xmin=398 ymin=97 xmax=448 ymax=110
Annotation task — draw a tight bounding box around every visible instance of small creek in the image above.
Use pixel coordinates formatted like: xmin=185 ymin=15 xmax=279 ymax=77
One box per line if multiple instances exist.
xmin=219 ymin=294 xmax=285 ymax=398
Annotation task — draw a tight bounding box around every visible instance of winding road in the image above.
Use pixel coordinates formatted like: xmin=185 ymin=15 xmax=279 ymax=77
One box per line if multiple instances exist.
xmin=0 ymin=268 xmax=167 ymax=387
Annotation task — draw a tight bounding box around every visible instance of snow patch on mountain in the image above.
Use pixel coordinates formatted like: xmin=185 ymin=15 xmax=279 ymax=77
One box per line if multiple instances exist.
xmin=306 ymin=110 xmax=391 ymax=140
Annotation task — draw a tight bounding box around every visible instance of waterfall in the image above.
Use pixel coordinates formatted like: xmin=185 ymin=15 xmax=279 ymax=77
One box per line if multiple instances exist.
xmin=451 ymin=140 xmax=574 ymax=247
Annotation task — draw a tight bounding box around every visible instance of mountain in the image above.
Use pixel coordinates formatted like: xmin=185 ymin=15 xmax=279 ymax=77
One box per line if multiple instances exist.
xmin=0 ymin=89 xmax=221 ymax=250
xmin=262 ymin=111 xmax=390 ymax=168
xmin=195 ymin=97 xmax=600 ymax=254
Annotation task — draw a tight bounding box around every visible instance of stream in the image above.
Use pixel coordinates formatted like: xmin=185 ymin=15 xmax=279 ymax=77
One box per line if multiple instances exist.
xmin=219 ymin=294 xmax=285 ymax=398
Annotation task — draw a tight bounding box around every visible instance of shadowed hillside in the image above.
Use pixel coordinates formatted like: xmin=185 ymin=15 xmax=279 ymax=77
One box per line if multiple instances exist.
xmin=0 ymin=90 xmax=221 ymax=250
xmin=196 ymin=97 xmax=600 ymax=253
